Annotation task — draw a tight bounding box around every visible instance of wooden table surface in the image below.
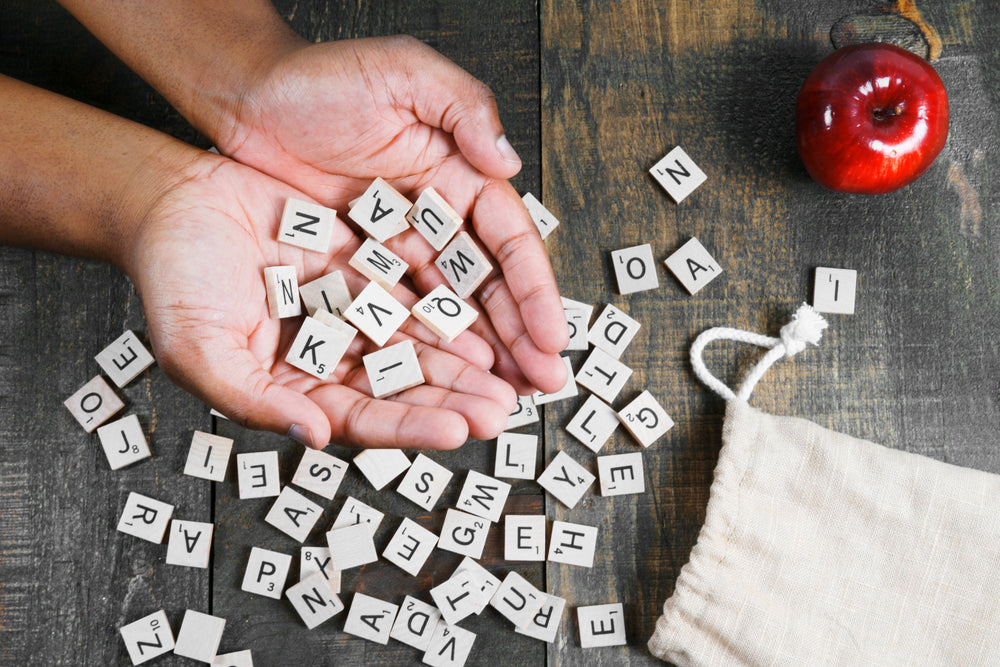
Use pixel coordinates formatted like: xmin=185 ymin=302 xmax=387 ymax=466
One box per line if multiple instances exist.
xmin=2 ymin=1 xmax=998 ymax=665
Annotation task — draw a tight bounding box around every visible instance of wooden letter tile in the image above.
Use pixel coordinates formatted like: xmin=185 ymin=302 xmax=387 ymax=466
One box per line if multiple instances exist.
xmin=183 ymin=430 xmax=233 ymax=482
xmin=406 ymin=186 xmax=463 ymax=251
xmin=587 ymin=304 xmax=641 ymax=359
xmin=537 ymin=451 xmax=595 ymax=509
xmin=362 ymin=340 xmax=425 ymax=398
xmin=95 ymin=330 xmax=155 ymax=388
xmin=241 ymin=546 xmax=292 ymax=599
xmin=300 ymin=546 xmax=341 ymax=594
xmin=663 ymin=237 xmax=723 ymax=295
xmin=504 ymin=515 xmax=547 ymax=562
xmin=494 ymin=432 xmax=538 ymax=480
xmin=597 ymin=452 xmax=645 ymax=497
xmin=348 ymin=177 xmax=412 ymax=242
xmin=504 ymin=394 xmax=539 ymax=430
xmin=396 ymin=452 xmax=453 ymax=511
xmin=453 ymin=557 xmax=501 ymax=615
xmin=577 ymin=603 xmax=627 ymax=648
xmin=264 ymin=486 xmax=323 ymax=542
xmin=349 ymin=237 xmax=409 ymax=291
xmin=618 ymin=390 xmax=674 ymax=448
xmin=548 ymin=520 xmax=598 ymax=568
xmin=521 ymin=192 xmax=560 ymax=240
xmin=299 ymin=270 xmax=352 ymax=318
xmin=236 ymin=451 xmax=281 ymax=499
xmin=423 ymin=621 xmax=476 ymax=667
xmin=64 ymin=375 xmax=124 ymax=432
xmin=390 ymin=595 xmax=442 ymax=651
xmin=278 ymin=197 xmax=336 ymax=253
xmin=515 ymin=593 xmax=567 ymax=643
xmin=286 ymin=571 xmax=344 ymax=629
xmin=649 ymin=146 xmax=707 ymax=203
xmin=411 ymin=284 xmax=479 ymax=343
xmin=117 ymin=492 xmax=173 ymax=543
xmin=285 ymin=314 xmax=357 ymax=381
xmin=435 ymin=231 xmax=492 ymax=298
xmin=430 ymin=569 xmax=481 ymax=626
xmin=326 ymin=522 xmax=378 ymax=570
xmin=611 ymin=243 xmax=660 ymax=294
xmin=212 ymin=651 xmax=253 ymax=667
xmin=456 ymin=470 xmax=511 ymax=523
xmin=565 ymin=394 xmax=619 ymax=453
xmin=343 ymin=592 xmax=399 ymax=645
xmin=120 ymin=610 xmax=174 ymax=665
xmin=353 ymin=448 xmax=412 ymax=490
xmin=437 ymin=508 xmax=491 ymax=559
xmin=173 ymin=609 xmax=225 ymax=663
xmin=575 ymin=347 xmax=633 ymax=403
xmin=344 ymin=281 xmax=410 ymax=347
xmin=263 ymin=266 xmax=302 ymax=319
xmin=331 ymin=496 xmax=385 ymax=536
xmin=166 ymin=519 xmax=214 ymax=568
xmin=490 ymin=571 xmax=546 ymax=630
xmin=382 ymin=517 xmax=438 ymax=576
xmin=97 ymin=414 xmax=151 ymax=470
xmin=813 ymin=267 xmax=858 ymax=314
xmin=531 ymin=356 xmax=578 ymax=405
xmin=291 ymin=448 xmax=347 ymax=501
xmin=563 ymin=306 xmax=591 ymax=351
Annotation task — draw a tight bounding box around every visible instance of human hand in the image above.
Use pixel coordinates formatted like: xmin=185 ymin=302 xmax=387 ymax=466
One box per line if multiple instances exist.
xmin=126 ymin=151 xmax=518 ymax=449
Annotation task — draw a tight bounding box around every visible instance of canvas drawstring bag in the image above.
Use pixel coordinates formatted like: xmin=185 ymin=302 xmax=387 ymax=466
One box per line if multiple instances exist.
xmin=648 ymin=304 xmax=1000 ymax=666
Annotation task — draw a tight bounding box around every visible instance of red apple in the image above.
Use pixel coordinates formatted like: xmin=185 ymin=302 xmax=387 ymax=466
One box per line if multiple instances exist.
xmin=795 ymin=42 xmax=948 ymax=194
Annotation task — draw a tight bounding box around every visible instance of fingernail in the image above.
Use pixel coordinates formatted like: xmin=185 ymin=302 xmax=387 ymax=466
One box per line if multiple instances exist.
xmin=496 ymin=135 xmax=521 ymax=165
xmin=287 ymin=424 xmax=316 ymax=449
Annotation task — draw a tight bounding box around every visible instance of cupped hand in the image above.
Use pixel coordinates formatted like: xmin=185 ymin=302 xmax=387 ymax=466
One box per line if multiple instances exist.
xmin=127 ymin=152 xmax=517 ymax=449
xmin=214 ymin=35 xmax=569 ymax=394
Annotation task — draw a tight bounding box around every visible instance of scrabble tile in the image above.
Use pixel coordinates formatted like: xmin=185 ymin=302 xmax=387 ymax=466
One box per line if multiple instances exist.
xmin=212 ymin=651 xmax=253 ymax=667
xmin=183 ymin=431 xmax=233 ymax=482
xmin=504 ymin=515 xmax=547 ymax=561
xmin=278 ymin=197 xmax=336 ymax=253
xmin=565 ymin=395 xmax=619 ymax=453
xmin=522 ymin=192 xmax=560 ymax=240
xmin=587 ymin=304 xmax=641 ymax=358
xmin=265 ymin=486 xmax=323 ymax=542
xmin=241 ymin=547 xmax=292 ymax=599
xmin=430 ymin=569 xmax=482 ymax=626
xmin=327 ymin=522 xmax=378 ymax=570
xmin=813 ymin=266 xmax=858 ymax=314
xmin=618 ymin=390 xmax=674 ymax=448
xmin=664 ymin=237 xmax=723 ymax=295
xmin=353 ymin=448 xmax=411 ymax=490
xmin=423 ymin=621 xmax=476 ymax=667
xmin=396 ymin=453 xmax=453 ymax=511
xmin=494 ymin=432 xmax=538 ymax=480
xmin=166 ymin=519 xmax=214 ymax=568
xmin=286 ymin=571 xmax=345 ymax=629
xmin=117 ymin=492 xmax=173 ymax=543
xmin=576 ymin=347 xmax=633 ymax=403
xmin=490 ymin=571 xmax=545 ymax=630
xmin=612 ymin=243 xmax=659 ymax=294
xmin=236 ymin=451 xmax=281 ymax=499
xmin=504 ymin=394 xmax=539 ymax=430
xmin=515 ymin=593 xmax=567 ymax=643
xmin=174 ymin=609 xmax=225 ymax=663
xmin=406 ymin=187 xmax=463 ymax=251
xmin=453 ymin=557 xmax=501 ymax=615
xmin=531 ymin=356 xmax=578 ymax=405
xmin=577 ymin=603 xmax=627 ymax=648
xmin=363 ymin=340 xmax=425 ymax=398
xmin=537 ymin=451 xmax=595 ymax=509
xmin=597 ymin=452 xmax=645 ymax=497
xmin=560 ymin=296 xmax=595 ymax=320
xmin=349 ymin=237 xmax=409 ymax=291
xmin=456 ymin=470 xmax=511 ymax=523
xmin=343 ymin=592 xmax=399 ymax=645
xmin=649 ymin=146 xmax=707 ymax=203
xmin=331 ymin=496 xmax=385 ymax=536
xmin=437 ymin=508 xmax=491 ymax=559
xmin=291 ymin=448 xmax=348 ymax=500
xmin=95 ymin=330 xmax=155 ymax=388
xmin=299 ymin=270 xmax=352 ymax=318
xmin=435 ymin=231 xmax=492 ymax=298
xmin=285 ymin=314 xmax=357 ymax=381
xmin=64 ymin=375 xmax=124 ymax=432
xmin=263 ymin=266 xmax=302 ymax=319
xmin=344 ymin=281 xmax=410 ymax=347
xmin=383 ymin=517 xmax=438 ymax=576
xmin=120 ymin=610 xmax=174 ymax=665
xmin=563 ymin=307 xmax=591 ymax=351
xmin=390 ymin=595 xmax=443 ymax=651
xmin=300 ymin=546 xmax=341 ymax=594
xmin=348 ymin=177 xmax=413 ymax=242
xmin=548 ymin=521 xmax=598 ymax=568
xmin=97 ymin=414 xmax=151 ymax=470
xmin=411 ymin=284 xmax=479 ymax=343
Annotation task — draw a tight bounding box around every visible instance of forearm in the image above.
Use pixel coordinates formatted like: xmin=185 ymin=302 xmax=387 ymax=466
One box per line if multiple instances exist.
xmin=56 ymin=0 xmax=305 ymax=144
xmin=0 ymin=74 xmax=200 ymax=270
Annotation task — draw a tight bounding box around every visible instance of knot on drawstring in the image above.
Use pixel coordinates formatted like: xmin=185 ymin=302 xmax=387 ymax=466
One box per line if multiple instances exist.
xmin=779 ymin=304 xmax=828 ymax=357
